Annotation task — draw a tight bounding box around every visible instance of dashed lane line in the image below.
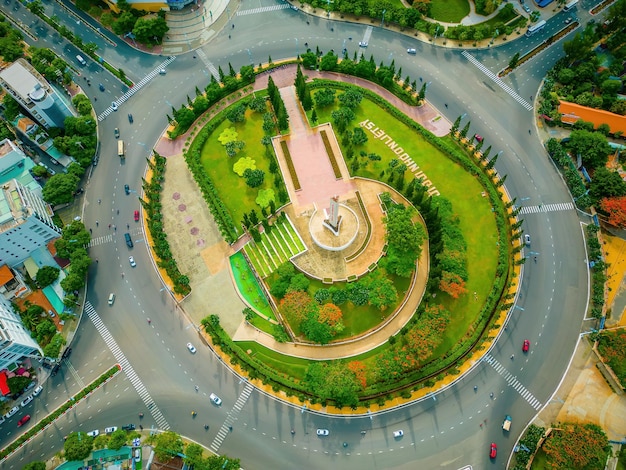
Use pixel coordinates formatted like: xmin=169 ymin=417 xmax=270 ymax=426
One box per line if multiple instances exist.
xmin=210 ymin=383 xmax=254 ymax=452
xmin=484 ymin=354 xmax=542 ymax=410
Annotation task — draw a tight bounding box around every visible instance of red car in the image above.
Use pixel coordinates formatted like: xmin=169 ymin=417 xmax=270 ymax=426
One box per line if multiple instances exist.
xmin=523 ymin=339 xmax=530 ymax=352
xmin=134 ymin=210 xmax=140 ymax=222
xmin=490 ymin=442 xmax=497 ymax=458
xmin=474 ymin=134 xmax=484 ymax=143
xmin=17 ymin=415 xmax=30 ymax=427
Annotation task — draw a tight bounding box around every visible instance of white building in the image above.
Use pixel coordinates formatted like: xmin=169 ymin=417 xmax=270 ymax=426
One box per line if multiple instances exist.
xmin=0 ymin=294 xmax=42 ymax=371
xmin=0 ymin=59 xmax=76 ymax=129
xmin=0 ymin=179 xmax=61 ymax=267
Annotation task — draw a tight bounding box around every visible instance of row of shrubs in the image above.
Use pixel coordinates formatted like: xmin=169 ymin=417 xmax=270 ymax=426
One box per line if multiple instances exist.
xmin=0 ymin=365 xmax=120 ymax=461
xmin=141 ymin=152 xmax=191 ymax=295
xmin=586 ymin=224 xmax=606 ymax=319
xmin=545 ymin=138 xmax=592 ymax=210
xmin=320 ymin=130 xmax=341 ymax=178
xmin=345 ymin=190 xmax=371 ymax=262
xmin=279 ymin=141 xmax=301 ymax=190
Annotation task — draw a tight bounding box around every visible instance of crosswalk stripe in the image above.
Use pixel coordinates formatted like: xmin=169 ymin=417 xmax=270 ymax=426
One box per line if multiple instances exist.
xmin=209 ymin=383 xmax=254 ymax=452
xmin=84 ymin=302 xmax=170 ymax=429
xmin=98 ymin=56 xmax=176 ymax=121
xmin=461 ymin=51 xmax=533 ymax=111
xmin=195 ymin=49 xmax=219 ymax=81
xmin=236 ymin=4 xmax=290 ymax=15
xmin=362 ymin=25 xmax=373 ymax=45
xmin=484 ymin=354 xmax=542 ymax=410
xmin=517 ymin=202 xmax=575 ymax=215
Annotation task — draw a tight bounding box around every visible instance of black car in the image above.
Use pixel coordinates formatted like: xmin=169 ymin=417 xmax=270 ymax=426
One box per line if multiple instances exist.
xmin=122 ymin=424 xmax=136 ymax=431
xmin=124 ymin=184 xmax=130 ymax=195
xmin=128 ymin=113 xmax=133 ymax=123
xmin=51 ymin=364 xmax=60 ymax=377
xmin=62 ymin=347 xmax=72 ymax=359
xmin=124 ymin=233 xmax=133 ymax=248
xmin=99 ymin=83 xmax=105 ymax=91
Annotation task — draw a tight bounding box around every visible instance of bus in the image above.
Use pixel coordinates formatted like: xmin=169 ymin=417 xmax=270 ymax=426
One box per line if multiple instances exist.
xmin=525 ymin=20 xmax=546 ymax=37
xmin=563 ymin=0 xmax=578 ymax=11
xmin=117 ymin=140 xmax=124 ymax=158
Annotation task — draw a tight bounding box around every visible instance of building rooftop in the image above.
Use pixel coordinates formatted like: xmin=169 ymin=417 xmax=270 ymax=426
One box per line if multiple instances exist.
xmin=0 ymin=60 xmax=44 ymax=104
xmin=559 ymin=101 xmax=626 ymax=135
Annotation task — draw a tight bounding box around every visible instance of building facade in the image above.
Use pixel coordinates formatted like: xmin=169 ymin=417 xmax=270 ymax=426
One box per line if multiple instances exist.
xmin=0 ymin=294 xmax=42 ymax=371
xmin=0 ymin=179 xmax=61 ymax=267
xmin=0 ymin=59 xmax=76 ymax=129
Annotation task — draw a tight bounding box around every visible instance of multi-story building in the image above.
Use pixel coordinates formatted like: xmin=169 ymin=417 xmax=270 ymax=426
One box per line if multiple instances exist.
xmin=0 ymin=294 xmax=42 ymax=372
xmin=0 ymin=59 xmax=76 ymax=129
xmin=0 ymin=179 xmax=61 ymax=267
xmin=104 ymin=0 xmax=193 ymax=12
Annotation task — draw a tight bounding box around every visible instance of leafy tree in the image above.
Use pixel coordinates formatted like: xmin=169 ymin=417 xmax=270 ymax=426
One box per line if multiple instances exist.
xmin=233 ymin=157 xmax=256 ymax=176
xmin=568 ymin=130 xmax=612 ymax=169
xmin=23 ymin=463 xmax=46 ymax=470
xmin=508 ymin=52 xmax=520 ymax=69
xmin=7 ymin=375 xmax=31 ymax=394
xmin=338 ymin=89 xmax=363 ymax=109
xmin=288 ymin=273 xmax=310 ymax=292
xmin=108 ymin=429 xmax=128 ymax=450
xmin=244 ymin=168 xmax=265 ymax=188
xmin=72 ymin=94 xmax=92 ymax=116
xmin=590 ymin=167 xmax=626 ymax=202
xmin=279 ymin=290 xmax=317 ymax=325
xmin=301 ymin=51 xmax=318 ymax=69
xmin=301 ymin=313 xmax=333 ymax=344
xmin=43 ymin=333 xmax=65 ymax=359
xmin=36 ymin=265 xmax=60 ymax=287
xmin=26 ymin=0 xmax=44 ymax=15
xmin=154 ymin=431 xmax=184 ymax=462
xmin=367 ymin=276 xmax=398 ymax=310
xmin=2 ymin=95 xmax=21 ymax=121
xmin=173 ymin=106 xmax=195 ymax=129
xmin=112 ymin=11 xmax=137 ymax=36
xmin=542 ymin=422 xmax=610 ymax=470
xmin=314 ymin=88 xmax=336 ymax=108
xmin=42 ymin=173 xmax=80 ymax=205
xmin=240 ymin=64 xmax=255 ymax=84
xmin=320 ymin=51 xmax=338 ymax=71
xmin=248 ymin=96 xmax=267 ymax=113
xmin=600 ymin=196 xmax=626 ymax=228
xmin=439 ymin=271 xmax=468 ymax=298
xmin=64 ymin=432 xmax=94 ymax=461
xmin=305 ymin=361 xmax=362 ymax=407
xmin=331 ymin=107 xmax=356 ymax=134
xmin=226 ymin=103 xmax=247 ymax=123
xmin=255 ymin=188 xmax=275 ymax=208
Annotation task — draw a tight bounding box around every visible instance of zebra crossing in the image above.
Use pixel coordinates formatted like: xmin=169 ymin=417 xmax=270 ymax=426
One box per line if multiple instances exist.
xmin=210 ymin=382 xmax=254 ymax=452
xmin=236 ymin=4 xmax=290 ymax=16
xmin=484 ymin=354 xmax=542 ymax=410
xmin=97 ymin=56 xmax=176 ymax=121
xmin=195 ymin=49 xmax=220 ymax=81
xmin=461 ymin=51 xmax=533 ymax=111
xmin=518 ymin=202 xmax=575 ymax=215
xmin=88 ymin=228 xmax=142 ymax=247
xmin=362 ymin=25 xmax=373 ymax=45
xmin=84 ymin=302 xmax=170 ymax=429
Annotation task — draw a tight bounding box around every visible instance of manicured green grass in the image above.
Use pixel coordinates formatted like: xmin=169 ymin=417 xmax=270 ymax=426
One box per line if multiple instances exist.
xmin=483 ymin=7 xmax=520 ymax=28
xmin=237 ymin=341 xmax=313 ymax=378
xmin=428 ymin=0 xmax=470 ymax=23
xmin=230 ymin=251 xmax=275 ymax=320
xmin=315 ymin=94 xmax=498 ymax=351
xmin=249 ymin=315 xmax=276 ymax=335
xmin=199 ymin=105 xmax=276 ymax=227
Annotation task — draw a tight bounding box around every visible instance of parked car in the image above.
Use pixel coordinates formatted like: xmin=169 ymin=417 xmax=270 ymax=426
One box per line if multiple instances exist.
xmin=51 ymin=364 xmax=60 ymax=376
xmin=32 ymin=385 xmax=43 ymax=397
xmin=490 ymin=442 xmax=497 ymax=458
xmin=474 ymin=134 xmax=484 ymax=143
xmin=122 ymin=424 xmax=136 ymax=431
xmin=393 ymin=430 xmax=404 ymax=438
xmin=48 ymin=310 xmax=55 ymax=318
xmin=104 ymin=426 xmax=118 ymax=434
xmin=17 ymin=415 xmax=30 ymax=427
xmin=210 ymin=393 xmax=222 ymax=406
xmin=134 ymin=210 xmax=140 ymax=222
xmin=20 ymin=396 xmax=33 ymax=407
xmin=4 ymin=406 xmax=18 ymax=419
xmin=87 ymin=429 xmax=100 ymax=437
xmin=316 ymin=429 xmax=329 ymax=436
xmin=187 ymin=342 xmax=197 ymax=354
xmin=522 ymin=339 xmax=530 ymax=352
xmin=524 ymin=234 xmax=531 ymax=246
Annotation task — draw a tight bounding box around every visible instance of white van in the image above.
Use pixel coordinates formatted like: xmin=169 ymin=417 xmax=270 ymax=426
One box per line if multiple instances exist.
xmin=134 ymin=449 xmax=141 ymax=462
xmin=108 ymin=293 xmax=115 ymax=306
xmin=76 ymin=55 xmax=87 ymax=66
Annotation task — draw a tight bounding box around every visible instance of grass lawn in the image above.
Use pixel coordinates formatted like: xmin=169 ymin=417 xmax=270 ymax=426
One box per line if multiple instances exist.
xmin=230 ymin=251 xmax=275 ymax=320
xmin=199 ymin=104 xmax=279 ymax=227
xmin=237 ymin=340 xmax=313 ymax=379
xmin=315 ymin=92 xmax=499 ymax=352
xmin=428 ymin=0 xmax=470 ymax=23
xmin=483 ymin=7 xmax=521 ymax=28
xmin=249 ymin=315 xmax=276 ymax=335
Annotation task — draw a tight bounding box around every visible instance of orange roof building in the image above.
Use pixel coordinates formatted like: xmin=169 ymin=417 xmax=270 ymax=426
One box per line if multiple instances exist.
xmin=558 ymin=101 xmax=626 ymax=135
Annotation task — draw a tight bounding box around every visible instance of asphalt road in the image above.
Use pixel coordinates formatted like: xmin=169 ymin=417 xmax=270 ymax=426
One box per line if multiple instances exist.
xmin=0 ymin=0 xmax=596 ymax=468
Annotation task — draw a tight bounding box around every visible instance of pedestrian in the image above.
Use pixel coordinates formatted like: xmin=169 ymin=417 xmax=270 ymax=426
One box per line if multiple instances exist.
xmin=96 ymin=221 xmax=99 ymax=226
xmin=510 ymin=354 xmax=514 ymax=360
xmin=108 ymin=223 xmax=111 ymax=229
xmin=89 ymin=228 xmax=92 ymax=234
xmin=98 ymin=199 xmax=101 ymax=204
xmin=444 ymin=103 xmax=448 ymax=108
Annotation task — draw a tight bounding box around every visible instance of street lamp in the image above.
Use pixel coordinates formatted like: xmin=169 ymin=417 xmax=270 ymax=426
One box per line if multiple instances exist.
xmin=381 ymin=9 xmax=386 ymax=27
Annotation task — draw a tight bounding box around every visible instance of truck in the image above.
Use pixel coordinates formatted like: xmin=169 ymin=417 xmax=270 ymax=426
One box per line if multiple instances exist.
xmin=502 ymin=415 xmax=512 ymax=431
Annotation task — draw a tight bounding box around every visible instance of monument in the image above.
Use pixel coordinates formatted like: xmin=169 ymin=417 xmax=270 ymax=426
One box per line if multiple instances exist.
xmin=323 ymin=196 xmax=343 ymax=236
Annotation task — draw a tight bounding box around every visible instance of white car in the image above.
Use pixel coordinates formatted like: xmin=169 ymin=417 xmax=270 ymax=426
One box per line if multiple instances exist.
xmin=20 ymin=396 xmax=33 ymax=407
xmin=104 ymin=426 xmax=118 ymax=434
xmin=187 ymin=342 xmax=197 ymax=354
xmin=358 ymin=41 xmax=368 ymax=48
xmin=32 ymin=385 xmax=43 ymax=397
xmin=524 ymin=234 xmax=531 ymax=246
xmin=393 ymin=430 xmax=404 ymax=438
xmin=129 ymin=256 xmax=136 ymax=267
xmin=87 ymin=429 xmax=100 ymax=437
xmin=316 ymin=429 xmax=329 ymax=436
xmin=4 ymin=406 xmax=19 ymax=419
xmin=407 ymin=48 xmax=416 ymax=54
xmin=210 ymin=393 xmax=222 ymax=406
xmin=111 ymin=102 xmax=118 ymax=111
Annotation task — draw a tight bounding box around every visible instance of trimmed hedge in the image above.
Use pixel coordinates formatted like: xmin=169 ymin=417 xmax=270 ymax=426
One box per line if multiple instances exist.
xmin=279 ymin=140 xmax=301 ymax=190
xmin=320 ymin=130 xmax=342 ymax=179
xmin=345 ymin=190 xmax=372 ymax=262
